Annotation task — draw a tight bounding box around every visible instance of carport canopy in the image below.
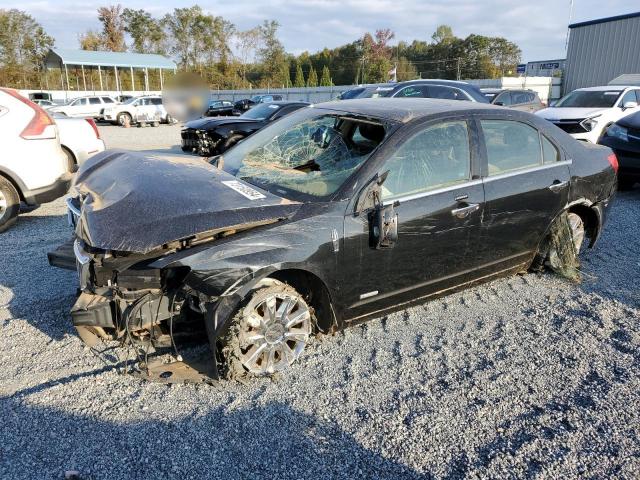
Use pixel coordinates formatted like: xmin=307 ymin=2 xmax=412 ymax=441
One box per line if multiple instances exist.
xmin=44 ymin=48 xmax=177 ymax=92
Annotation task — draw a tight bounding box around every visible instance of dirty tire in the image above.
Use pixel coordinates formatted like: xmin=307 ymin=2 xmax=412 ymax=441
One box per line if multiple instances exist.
xmin=62 ymin=147 xmax=76 ymax=173
xmin=219 ymin=279 xmax=314 ymax=380
xmin=117 ymin=112 xmax=132 ymax=126
xmin=222 ymin=134 xmax=244 ymax=152
xmin=0 ymin=176 xmax=20 ymax=233
xmin=546 ymin=211 xmax=583 ymax=282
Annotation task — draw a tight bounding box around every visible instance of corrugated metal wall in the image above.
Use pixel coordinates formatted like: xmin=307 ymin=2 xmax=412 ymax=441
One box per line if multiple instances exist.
xmin=565 ymin=15 xmax=640 ymax=94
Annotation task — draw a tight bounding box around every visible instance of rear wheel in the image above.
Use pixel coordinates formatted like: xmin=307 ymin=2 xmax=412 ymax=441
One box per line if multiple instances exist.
xmin=0 ymin=177 xmax=20 ymax=233
xmin=220 ymin=279 xmax=314 ymax=379
xmin=547 ymin=212 xmax=584 ymax=274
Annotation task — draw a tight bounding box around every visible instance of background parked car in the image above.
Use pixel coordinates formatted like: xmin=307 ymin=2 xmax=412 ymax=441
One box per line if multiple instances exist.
xmin=33 ymin=99 xmax=55 ymax=108
xmin=182 ymin=101 xmax=309 ymax=156
xmin=481 ymin=89 xmax=545 ymax=112
xmin=205 ymin=100 xmax=235 ymax=117
xmin=233 ymin=94 xmax=284 ymax=114
xmin=599 ymin=111 xmax=640 ymax=190
xmin=52 ymin=113 xmax=105 ymax=171
xmin=102 ymin=96 xmax=172 ymax=125
xmin=536 ymin=85 xmax=640 ymax=143
xmin=337 ymin=83 xmax=396 ymax=100
xmin=48 ymin=95 xmax=117 ymax=119
xmin=0 ymin=88 xmax=71 ymax=231
xmin=380 ymin=79 xmax=490 ymax=103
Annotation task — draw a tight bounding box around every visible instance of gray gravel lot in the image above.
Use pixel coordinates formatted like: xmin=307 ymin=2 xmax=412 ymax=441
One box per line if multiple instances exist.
xmin=1 ymin=123 xmax=639 ymax=479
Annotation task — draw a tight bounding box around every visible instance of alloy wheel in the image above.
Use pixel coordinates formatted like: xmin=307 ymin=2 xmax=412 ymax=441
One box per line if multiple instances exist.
xmin=0 ymin=190 xmax=6 ymax=216
xmin=238 ymin=291 xmax=312 ymax=375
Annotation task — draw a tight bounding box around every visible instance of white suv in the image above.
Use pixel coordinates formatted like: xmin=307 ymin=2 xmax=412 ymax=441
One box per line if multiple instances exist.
xmin=48 ymin=95 xmax=117 ymax=119
xmin=0 ymin=88 xmax=72 ymax=231
xmin=536 ymin=86 xmax=640 ymax=143
xmin=102 ymin=96 xmax=170 ymax=125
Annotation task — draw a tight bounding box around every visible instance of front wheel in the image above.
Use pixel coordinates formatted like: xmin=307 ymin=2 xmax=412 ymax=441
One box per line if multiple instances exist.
xmin=221 ymin=134 xmax=244 ymax=153
xmin=0 ymin=176 xmax=20 ymax=233
xmin=117 ymin=112 xmax=132 ymax=126
xmin=220 ymin=279 xmax=314 ymax=379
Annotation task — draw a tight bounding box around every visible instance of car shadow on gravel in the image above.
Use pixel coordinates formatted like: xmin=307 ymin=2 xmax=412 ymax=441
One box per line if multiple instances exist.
xmin=0 ymin=398 xmax=424 ymax=480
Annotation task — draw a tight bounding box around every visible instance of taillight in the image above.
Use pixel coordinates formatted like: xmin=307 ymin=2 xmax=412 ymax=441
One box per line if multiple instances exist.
xmin=607 ymin=153 xmax=619 ymax=173
xmin=85 ymin=118 xmax=101 ymax=139
xmin=1 ymin=88 xmax=56 ymax=140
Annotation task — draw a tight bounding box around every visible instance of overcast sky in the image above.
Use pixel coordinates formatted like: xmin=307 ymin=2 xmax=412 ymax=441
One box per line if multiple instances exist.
xmin=5 ymin=0 xmax=637 ymax=61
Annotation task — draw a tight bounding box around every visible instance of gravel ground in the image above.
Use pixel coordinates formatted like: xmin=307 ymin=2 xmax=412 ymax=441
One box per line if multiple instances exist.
xmin=1 ymin=124 xmax=639 ymax=479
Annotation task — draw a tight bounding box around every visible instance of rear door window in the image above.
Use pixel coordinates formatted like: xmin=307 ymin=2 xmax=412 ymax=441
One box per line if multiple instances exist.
xmin=101 ymin=97 xmax=114 ymax=103
xmin=394 ymin=85 xmax=429 ymax=98
xmin=89 ymin=97 xmax=101 ymax=105
xmin=427 ymin=86 xmax=466 ymax=100
xmin=480 ymin=120 xmax=542 ymax=175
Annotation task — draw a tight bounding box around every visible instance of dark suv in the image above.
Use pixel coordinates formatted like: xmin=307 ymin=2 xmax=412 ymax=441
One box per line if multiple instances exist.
xmin=482 ymin=89 xmax=544 ymax=112
xmin=381 ymin=79 xmax=489 ymax=103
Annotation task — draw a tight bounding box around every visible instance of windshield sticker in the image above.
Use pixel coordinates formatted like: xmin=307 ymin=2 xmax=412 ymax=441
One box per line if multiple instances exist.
xmin=221 ymin=180 xmax=266 ymax=200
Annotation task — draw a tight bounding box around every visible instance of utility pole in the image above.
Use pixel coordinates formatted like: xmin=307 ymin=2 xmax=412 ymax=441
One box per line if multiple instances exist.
xmin=456 ymin=58 xmax=461 ymax=80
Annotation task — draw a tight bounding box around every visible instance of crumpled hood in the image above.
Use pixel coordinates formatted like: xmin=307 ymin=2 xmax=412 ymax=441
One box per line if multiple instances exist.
xmin=72 ymin=150 xmax=300 ymax=254
xmin=184 ymin=116 xmax=256 ymax=130
xmin=536 ymin=107 xmax=607 ymax=121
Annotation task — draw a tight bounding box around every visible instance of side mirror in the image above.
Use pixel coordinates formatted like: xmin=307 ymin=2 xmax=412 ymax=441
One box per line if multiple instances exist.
xmin=355 ymin=171 xmax=399 ymax=249
xmin=209 ymin=154 xmax=224 ymax=169
xmin=493 ymin=101 xmax=505 ymax=106
xmin=370 ymin=203 xmax=398 ymax=249
xmin=622 ymin=101 xmax=638 ymax=110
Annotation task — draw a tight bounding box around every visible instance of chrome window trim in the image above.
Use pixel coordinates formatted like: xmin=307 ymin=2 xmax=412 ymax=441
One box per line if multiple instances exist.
xmin=383 ymin=179 xmax=482 ymax=206
xmin=483 ymin=159 xmax=572 ymax=183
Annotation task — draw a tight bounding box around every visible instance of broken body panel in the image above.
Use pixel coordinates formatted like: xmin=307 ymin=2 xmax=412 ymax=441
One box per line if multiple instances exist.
xmin=49 ymin=99 xmax=617 ymax=381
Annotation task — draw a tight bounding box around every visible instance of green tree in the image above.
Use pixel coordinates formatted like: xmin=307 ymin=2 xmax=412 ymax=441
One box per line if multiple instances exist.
xmin=294 ymin=62 xmax=305 ymax=87
xmin=319 ymin=65 xmax=332 ymax=86
xmin=307 ymin=65 xmax=318 ymax=87
xmin=0 ymin=9 xmax=54 ymax=88
xmin=122 ymin=8 xmax=166 ymax=54
xmin=257 ymin=20 xmax=288 ymax=86
xmin=79 ymin=30 xmax=103 ymax=51
xmin=97 ymin=5 xmax=126 ymax=52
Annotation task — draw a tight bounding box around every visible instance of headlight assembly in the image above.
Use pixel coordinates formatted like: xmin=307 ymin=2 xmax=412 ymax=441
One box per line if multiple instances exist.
xmin=580 ymin=114 xmax=601 ymax=132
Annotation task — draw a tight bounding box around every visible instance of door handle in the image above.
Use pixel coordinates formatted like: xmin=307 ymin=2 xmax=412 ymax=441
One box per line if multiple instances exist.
xmin=451 ymin=203 xmax=480 ymax=219
xmin=548 ymin=180 xmax=568 ymax=192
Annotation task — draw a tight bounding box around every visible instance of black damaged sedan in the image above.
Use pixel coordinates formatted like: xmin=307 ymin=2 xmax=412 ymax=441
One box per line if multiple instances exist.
xmin=181 ymin=101 xmax=309 ymax=157
xmin=50 ymin=98 xmax=617 ymax=381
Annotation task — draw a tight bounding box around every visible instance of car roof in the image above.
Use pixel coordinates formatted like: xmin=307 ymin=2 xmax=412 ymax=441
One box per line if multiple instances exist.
xmin=314 ymin=97 xmax=502 ymax=123
xmin=267 ymin=100 xmax=311 ymax=106
xmin=575 ymin=86 xmax=627 ymax=92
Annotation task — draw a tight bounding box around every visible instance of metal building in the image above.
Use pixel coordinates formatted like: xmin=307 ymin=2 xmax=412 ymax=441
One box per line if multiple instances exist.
xmin=525 ymin=59 xmax=565 ymax=78
xmin=564 ymin=11 xmax=640 ymax=94
xmin=44 ymin=49 xmax=177 ymax=93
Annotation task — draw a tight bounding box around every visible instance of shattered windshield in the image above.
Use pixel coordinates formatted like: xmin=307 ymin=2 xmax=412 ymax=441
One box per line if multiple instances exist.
xmin=223 ymin=108 xmax=387 ymax=199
